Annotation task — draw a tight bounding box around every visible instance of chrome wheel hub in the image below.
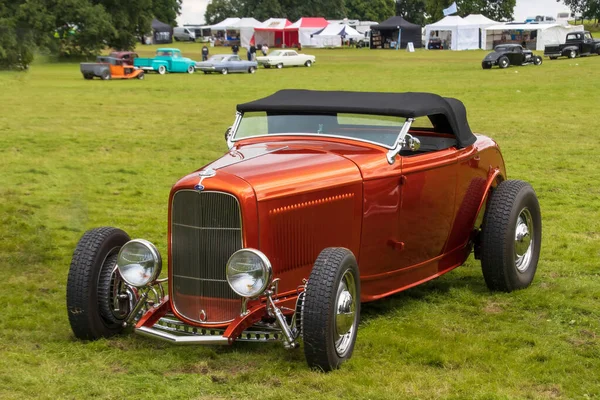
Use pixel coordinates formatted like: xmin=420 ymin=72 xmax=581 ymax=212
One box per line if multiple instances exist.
xmin=514 ymin=208 xmax=534 ymax=272
xmin=334 ymin=270 xmax=357 ymax=357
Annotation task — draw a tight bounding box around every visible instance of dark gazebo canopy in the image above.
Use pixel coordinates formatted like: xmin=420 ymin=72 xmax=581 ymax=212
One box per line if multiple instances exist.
xmin=152 ymin=18 xmax=173 ymax=44
xmin=371 ymin=16 xmax=422 ymax=31
xmin=370 ymin=16 xmax=422 ymax=49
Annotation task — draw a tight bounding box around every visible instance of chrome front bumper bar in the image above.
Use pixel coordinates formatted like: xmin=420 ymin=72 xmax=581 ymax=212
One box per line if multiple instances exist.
xmin=135 ymin=325 xmax=229 ymax=345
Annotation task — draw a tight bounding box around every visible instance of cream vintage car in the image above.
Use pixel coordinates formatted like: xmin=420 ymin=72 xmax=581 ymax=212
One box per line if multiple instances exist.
xmin=256 ymin=50 xmax=316 ymax=69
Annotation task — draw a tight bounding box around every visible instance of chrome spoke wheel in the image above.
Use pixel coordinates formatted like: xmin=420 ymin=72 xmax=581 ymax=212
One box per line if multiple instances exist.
xmin=514 ymin=208 xmax=534 ymax=273
xmin=334 ymin=270 xmax=357 ymax=357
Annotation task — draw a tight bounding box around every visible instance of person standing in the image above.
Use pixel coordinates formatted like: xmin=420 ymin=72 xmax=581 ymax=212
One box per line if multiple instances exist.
xmin=250 ymin=44 xmax=256 ymax=61
xmin=261 ymin=43 xmax=269 ymax=56
xmin=232 ymin=44 xmax=239 ymax=55
xmin=201 ymin=45 xmax=209 ymax=61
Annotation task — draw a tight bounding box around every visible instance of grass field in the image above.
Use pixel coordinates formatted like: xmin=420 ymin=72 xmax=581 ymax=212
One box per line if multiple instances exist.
xmin=1 ymin=44 xmax=600 ymax=399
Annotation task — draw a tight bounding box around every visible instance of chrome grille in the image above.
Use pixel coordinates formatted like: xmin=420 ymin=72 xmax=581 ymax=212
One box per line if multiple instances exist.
xmin=171 ymin=190 xmax=242 ymax=324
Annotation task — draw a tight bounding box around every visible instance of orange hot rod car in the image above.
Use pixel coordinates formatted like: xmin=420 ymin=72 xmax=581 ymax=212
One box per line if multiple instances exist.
xmin=67 ymin=91 xmax=542 ymax=371
xmin=80 ymin=56 xmax=145 ymax=80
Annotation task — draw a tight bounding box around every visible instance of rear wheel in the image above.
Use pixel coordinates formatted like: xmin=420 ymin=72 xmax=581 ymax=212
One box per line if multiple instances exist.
xmin=568 ymin=50 xmax=577 ymax=59
xmin=549 ymin=56 xmax=558 ymax=60
xmin=187 ymin=65 xmax=195 ymax=74
xmin=481 ymin=62 xmax=492 ymax=70
xmin=157 ymin=65 xmax=166 ymax=75
xmin=533 ymin=56 xmax=542 ymax=66
xmin=498 ymin=56 xmax=510 ymax=69
xmin=83 ymin=74 xmax=94 ymax=80
xmin=480 ymin=180 xmax=541 ymax=292
xmin=67 ymin=227 xmax=133 ymax=340
xmin=303 ymin=248 xmax=360 ymax=371
xmin=136 ymin=72 xmax=145 ymax=80
xmin=221 ymin=68 xmax=228 ymax=75
xmin=276 ymin=63 xmax=283 ymax=69
xmin=248 ymin=66 xmax=256 ymax=74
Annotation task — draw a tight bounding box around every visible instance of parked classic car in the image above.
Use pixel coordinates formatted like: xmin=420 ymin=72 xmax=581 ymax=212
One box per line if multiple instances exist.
xmin=108 ymin=51 xmax=138 ymax=65
xmin=80 ymin=56 xmax=145 ymax=80
xmin=133 ymin=48 xmax=196 ymax=74
xmin=67 ymin=91 xmax=542 ymax=371
xmin=256 ymin=50 xmax=316 ymax=69
xmin=195 ymin=55 xmax=258 ymax=74
xmin=544 ymin=31 xmax=600 ymax=59
xmin=428 ymin=37 xmax=443 ymax=49
xmin=482 ymin=44 xmax=542 ymax=69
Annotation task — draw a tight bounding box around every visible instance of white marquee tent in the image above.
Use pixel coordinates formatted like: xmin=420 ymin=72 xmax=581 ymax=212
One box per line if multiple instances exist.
xmin=310 ymin=23 xmax=362 ymax=48
xmin=210 ymin=17 xmax=241 ymax=32
xmin=424 ymin=15 xmax=479 ymax=50
xmin=463 ymin=14 xmax=498 ymax=49
xmin=483 ymin=23 xmax=584 ymax=51
xmin=228 ymin=17 xmax=262 ymax=48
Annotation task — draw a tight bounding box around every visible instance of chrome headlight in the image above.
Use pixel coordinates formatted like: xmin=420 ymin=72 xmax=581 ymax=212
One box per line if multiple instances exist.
xmin=226 ymin=249 xmax=272 ymax=298
xmin=117 ymin=239 xmax=162 ymax=288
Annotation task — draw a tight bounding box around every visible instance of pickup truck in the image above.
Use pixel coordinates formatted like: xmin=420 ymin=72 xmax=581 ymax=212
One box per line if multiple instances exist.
xmin=544 ymin=31 xmax=600 ymax=59
xmin=133 ymin=48 xmax=196 ymax=74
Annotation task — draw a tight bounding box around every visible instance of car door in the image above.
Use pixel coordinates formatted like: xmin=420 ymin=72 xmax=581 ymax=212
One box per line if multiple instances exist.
xmin=171 ymin=51 xmax=185 ymax=72
xmin=582 ymin=32 xmax=593 ymax=54
xmin=289 ymin=51 xmax=301 ymax=66
xmin=229 ymin=55 xmax=243 ymax=72
xmin=510 ymin=46 xmax=524 ymax=65
xmin=396 ymin=149 xmax=457 ymax=270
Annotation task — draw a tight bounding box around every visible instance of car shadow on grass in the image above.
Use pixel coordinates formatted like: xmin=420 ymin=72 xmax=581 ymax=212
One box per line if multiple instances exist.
xmin=360 ymin=266 xmax=491 ymax=322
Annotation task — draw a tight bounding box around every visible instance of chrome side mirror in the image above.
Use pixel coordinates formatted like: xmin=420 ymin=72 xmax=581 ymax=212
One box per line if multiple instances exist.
xmin=406 ymin=135 xmax=421 ymax=152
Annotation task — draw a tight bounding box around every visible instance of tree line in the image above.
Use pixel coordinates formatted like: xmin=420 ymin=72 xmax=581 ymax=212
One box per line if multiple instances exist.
xmin=205 ymin=0 xmax=516 ymax=26
xmin=0 ymin=0 xmax=181 ymax=70
xmin=561 ymin=0 xmax=600 ymax=22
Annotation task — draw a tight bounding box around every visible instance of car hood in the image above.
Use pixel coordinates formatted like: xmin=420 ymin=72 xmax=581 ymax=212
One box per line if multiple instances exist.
xmin=483 ymin=51 xmax=502 ymax=61
xmin=200 ymin=142 xmax=363 ymax=201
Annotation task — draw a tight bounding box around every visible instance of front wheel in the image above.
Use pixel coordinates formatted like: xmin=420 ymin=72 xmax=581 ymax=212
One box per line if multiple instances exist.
xmin=481 ymin=62 xmax=492 ymax=70
xmin=248 ymin=66 xmax=256 ymax=74
xmin=533 ymin=56 xmax=542 ymax=66
xmin=187 ymin=65 xmax=195 ymax=74
xmin=549 ymin=56 xmax=558 ymax=60
xmin=276 ymin=63 xmax=283 ymax=69
xmin=480 ymin=180 xmax=542 ymax=292
xmin=221 ymin=68 xmax=228 ymax=75
xmin=157 ymin=65 xmax=166 ymax=75
xmin=137 ymin=72 xmax=145 ymax=80
xmin=498 ymin=56 xmax=510 ymax=69
xmin=101 ymin=70 xmax=111 ymax=80
xmin=67 ymin=227 xmax=133 ymax=340
xmin=303 ymin=248 xmax=360 ymax=371
xmin=305 ymin=60 xmax=312 ymax=67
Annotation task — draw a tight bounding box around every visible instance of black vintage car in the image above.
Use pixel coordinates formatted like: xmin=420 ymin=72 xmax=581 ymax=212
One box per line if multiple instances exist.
xmin=482 ymin=44 xmax=542 ymax=69
xmin=544 ymin=31 xmax=600 ymax=59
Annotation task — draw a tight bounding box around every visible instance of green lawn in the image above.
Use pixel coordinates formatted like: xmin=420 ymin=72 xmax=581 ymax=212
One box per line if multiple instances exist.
xmin=1 ymin=46 xmax=599 ymax=399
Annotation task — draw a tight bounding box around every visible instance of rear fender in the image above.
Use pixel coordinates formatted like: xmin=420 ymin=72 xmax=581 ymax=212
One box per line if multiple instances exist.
xmin=152 ymin=60 xmax=169 ymax=70
xmin=561 ymin=46 xmax=579 ymax=55
xmin=473 ymin=168 xmax=505 ymax=231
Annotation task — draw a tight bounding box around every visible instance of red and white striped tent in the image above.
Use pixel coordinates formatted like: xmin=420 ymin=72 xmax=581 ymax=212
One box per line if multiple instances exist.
xmin=285 ymin=17 xmax=329 ymax=47
xmin=253 ymin=18 xmax=292 ymax=47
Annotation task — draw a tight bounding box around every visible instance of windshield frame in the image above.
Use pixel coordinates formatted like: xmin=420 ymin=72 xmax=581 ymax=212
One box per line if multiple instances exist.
xmin=229 ymin=111 xmax=411 ymax=150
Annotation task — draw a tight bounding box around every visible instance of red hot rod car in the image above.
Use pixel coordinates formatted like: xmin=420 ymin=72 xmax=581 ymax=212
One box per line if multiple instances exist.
xmin=67 ymin=90 xmax=542 ymax=371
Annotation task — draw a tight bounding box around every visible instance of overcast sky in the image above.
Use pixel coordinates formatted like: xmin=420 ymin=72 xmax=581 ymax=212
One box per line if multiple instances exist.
xmin=176 ymin=0 xmax=572 ymax=25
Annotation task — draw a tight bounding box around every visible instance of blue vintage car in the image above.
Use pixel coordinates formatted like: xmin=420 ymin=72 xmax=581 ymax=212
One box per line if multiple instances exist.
xmin=195 ymin=55 xmax=258 ymax=75
xmin=133 ymin=48 xmax=196 ymax=74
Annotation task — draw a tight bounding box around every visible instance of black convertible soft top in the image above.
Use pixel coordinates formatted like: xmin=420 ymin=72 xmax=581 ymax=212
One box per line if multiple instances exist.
xmin=237 ymin=90 xmax=476 ymax=148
